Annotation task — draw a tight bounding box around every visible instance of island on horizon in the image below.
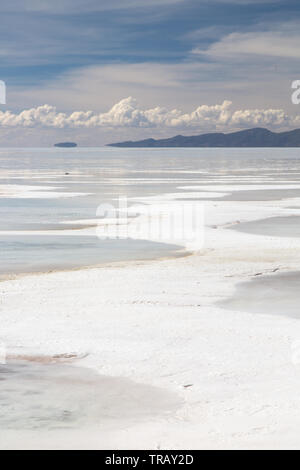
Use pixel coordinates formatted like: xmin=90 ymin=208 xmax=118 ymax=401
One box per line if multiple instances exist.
xmin=54 ymin=142 xmax=77 ymax=148
xmin=108 ymin=127 xmax=300 ymax=148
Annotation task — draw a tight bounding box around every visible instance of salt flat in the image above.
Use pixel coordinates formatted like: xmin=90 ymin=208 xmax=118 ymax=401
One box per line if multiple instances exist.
xmin=2 ymin=192 xmax=300 ymax=449
xmin=1 ymin=148 xmax=300 ymax=449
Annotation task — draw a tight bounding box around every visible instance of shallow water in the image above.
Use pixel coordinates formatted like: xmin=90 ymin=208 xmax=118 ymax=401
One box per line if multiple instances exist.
xmin=0 ymin=360 xmax=180 ymax=433
xmin=0 ymin=235 xmax=182 ymax=277
xmin=222 ymin=188 xmax=300 ymax=202
xmin=228 ymin=216 xmax=300 ymax=239
xmin=2 ymin=147 xmax=300 ymax=275
xmin=219 ymin=271 xmax=300 ymax=319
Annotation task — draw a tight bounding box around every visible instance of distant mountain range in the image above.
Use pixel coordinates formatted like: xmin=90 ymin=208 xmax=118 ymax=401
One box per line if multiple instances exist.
xmin=108 ymin=128 xmax=300 ymax=148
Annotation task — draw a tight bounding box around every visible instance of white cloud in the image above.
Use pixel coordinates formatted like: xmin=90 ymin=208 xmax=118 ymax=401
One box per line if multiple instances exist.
xmin=10 ymin=58 xmax=294 ymax=119
xmin=193 ymin=24 xmax=300 ymax=59
xmin=0 ymin=97 xmax=299 ymax=132
xmin=231 ymin=108 xmax=293 ymax=127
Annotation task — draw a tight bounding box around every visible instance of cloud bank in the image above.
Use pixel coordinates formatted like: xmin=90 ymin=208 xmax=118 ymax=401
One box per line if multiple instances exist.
xmin=0 ymin=97 xmax=299 ymax=132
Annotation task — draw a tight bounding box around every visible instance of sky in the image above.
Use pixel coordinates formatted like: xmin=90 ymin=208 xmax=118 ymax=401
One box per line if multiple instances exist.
xmin=1 ymin=0 xmax=300 ymax=146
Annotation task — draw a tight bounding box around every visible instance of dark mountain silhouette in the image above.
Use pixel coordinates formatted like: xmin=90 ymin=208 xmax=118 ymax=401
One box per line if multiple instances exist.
xmin=108 ymin=128 xmax=300 ymax=148
xmin=54 ymin=142 xmax=77 ymax=148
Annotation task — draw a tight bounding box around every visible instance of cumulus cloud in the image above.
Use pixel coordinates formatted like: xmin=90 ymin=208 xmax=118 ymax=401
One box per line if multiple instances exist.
xmin=0 ymin=97 xmax=299 ymax=132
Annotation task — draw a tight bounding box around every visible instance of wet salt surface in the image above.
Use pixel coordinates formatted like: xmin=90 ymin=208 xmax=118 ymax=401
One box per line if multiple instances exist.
xmin=219 ymin=271 xmax=300 ymax=319
xmin=0 ymin=235 xmax=182 ymax=277
xmin=176 ymin=188 xmax=300 ymax=202
xmin=220 ymin=188 xmax=300 ymax=201
xmin=0 ymin=361 xmax=181 ymax=432
xmin=228 ymin=216 xmax=300 ymax=239
xmin=1 ymin=147 xmax=300 ymax=275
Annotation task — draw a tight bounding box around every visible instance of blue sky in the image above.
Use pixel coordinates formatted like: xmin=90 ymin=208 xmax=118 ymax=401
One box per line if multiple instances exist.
xmin=1 ymin=0 xmax=300 ymax=145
